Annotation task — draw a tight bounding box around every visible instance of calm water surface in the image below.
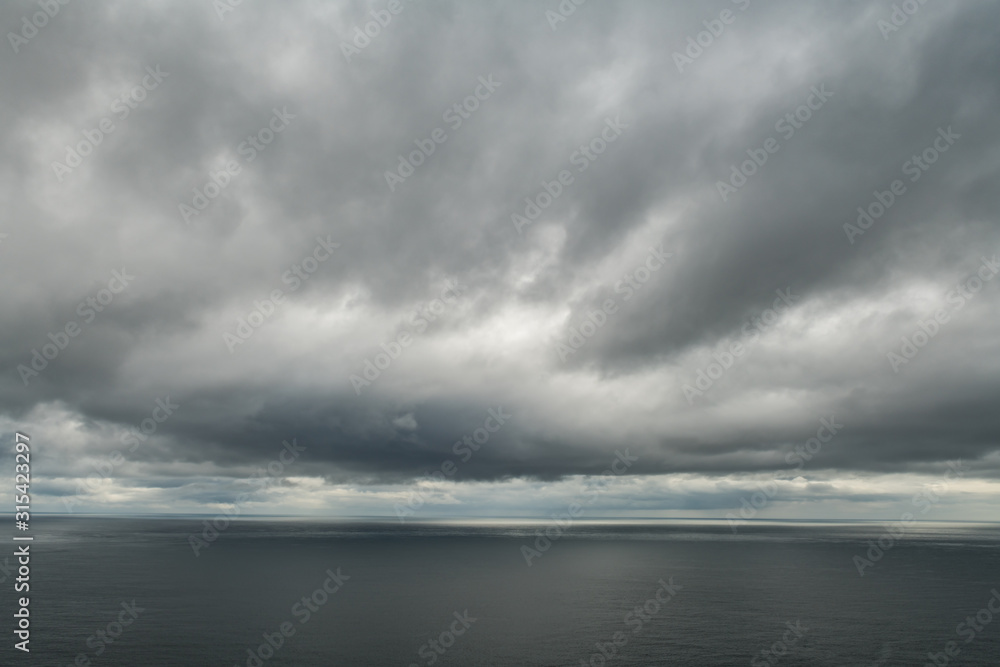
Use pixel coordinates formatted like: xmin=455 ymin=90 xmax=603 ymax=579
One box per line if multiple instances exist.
xmin=1 ymin=517 xmax=997 ymax=666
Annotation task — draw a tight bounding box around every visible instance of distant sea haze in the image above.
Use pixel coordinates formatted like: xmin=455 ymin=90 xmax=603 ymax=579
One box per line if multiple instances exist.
xmin=1 ymin=517 xmax=998 ymax=666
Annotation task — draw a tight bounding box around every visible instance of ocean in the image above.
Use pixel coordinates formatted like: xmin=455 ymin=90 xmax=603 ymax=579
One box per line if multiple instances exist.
xmin=2 ymin=517 xmax=998 ymax=666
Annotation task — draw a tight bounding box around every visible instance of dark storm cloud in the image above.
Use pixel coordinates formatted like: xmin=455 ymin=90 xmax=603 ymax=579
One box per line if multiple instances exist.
xmin=1 ymin=0 xmax=999 ymax=508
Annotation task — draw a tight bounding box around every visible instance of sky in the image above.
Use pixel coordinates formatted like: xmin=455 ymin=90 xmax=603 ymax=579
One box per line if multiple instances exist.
xmin=1 ymin=0 xmax=999 ymax=521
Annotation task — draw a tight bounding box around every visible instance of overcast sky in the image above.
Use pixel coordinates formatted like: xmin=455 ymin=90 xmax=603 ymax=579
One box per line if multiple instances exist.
xmin=2 ymin=0 xmax=999 ymax=521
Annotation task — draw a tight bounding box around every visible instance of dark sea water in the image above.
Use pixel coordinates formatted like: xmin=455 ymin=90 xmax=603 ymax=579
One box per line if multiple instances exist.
xmin=1 ymin=517 xmax=998 ymax=666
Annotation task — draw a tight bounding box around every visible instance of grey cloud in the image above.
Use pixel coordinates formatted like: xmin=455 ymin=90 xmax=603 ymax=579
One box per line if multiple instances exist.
xmin=1 ymin=0 xmax=999 ymax=516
